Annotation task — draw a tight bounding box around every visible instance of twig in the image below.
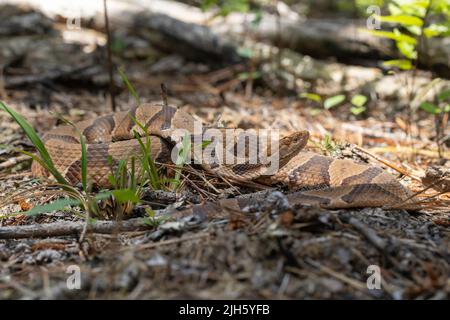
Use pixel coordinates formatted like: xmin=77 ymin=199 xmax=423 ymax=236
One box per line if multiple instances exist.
xmin=352 ymin=145 xmax=415 ymax=179
xmin=0 ymin=217 xmax=150 ymax=239
xmin=0 ymin=155 xmax=30 ymax=170
xmin=304 ymin=259 xmax=368 ymax=291
xmin=348 ymin=217 xmax=387 ymax=251
xmin=103 ymin=0 xmax=116 ymax=112
xmin=369 ymin=146 xmax=450 ymax=159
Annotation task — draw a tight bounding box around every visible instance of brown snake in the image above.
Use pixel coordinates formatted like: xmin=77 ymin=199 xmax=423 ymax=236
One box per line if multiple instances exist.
xmin=32 ymin=103 xmax=418 ymax=213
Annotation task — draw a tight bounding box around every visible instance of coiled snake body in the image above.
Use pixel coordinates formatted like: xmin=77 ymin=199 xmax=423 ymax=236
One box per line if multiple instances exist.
xmin=32 ymin=103 xmax=416 ymax=211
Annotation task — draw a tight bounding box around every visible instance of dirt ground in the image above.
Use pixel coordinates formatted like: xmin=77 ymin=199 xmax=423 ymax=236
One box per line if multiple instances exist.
xmin=0 ymin=3 xmax=449 ymax=299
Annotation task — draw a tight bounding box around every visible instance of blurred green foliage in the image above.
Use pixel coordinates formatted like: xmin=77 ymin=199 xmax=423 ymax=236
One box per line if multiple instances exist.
xmin=201 ymin=0 xmax=250 ymax=16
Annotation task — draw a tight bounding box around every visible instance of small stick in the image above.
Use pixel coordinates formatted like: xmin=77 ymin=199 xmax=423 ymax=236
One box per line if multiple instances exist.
xmin=352 ymin=145 xmax=414 ymax=179
xmin=304 ymin=259 xmax=368 ymax=291
xmin=0 ymin=155 xmax=30 ymax=169
xmin=0 ymin=218 xmax=150 ymax=239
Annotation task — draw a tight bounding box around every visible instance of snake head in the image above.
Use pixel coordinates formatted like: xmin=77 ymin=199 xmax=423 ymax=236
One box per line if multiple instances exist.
xmin=277 ymin=130 xmax=309 ymax=167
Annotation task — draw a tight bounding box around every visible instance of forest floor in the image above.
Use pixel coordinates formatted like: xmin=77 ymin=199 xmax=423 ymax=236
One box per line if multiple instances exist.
xmin=0 ymin=3 xmax=449 ymax=299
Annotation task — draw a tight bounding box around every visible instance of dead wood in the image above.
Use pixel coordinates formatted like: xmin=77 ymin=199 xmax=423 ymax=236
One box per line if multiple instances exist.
xmin=0 ymin=217 xmax=150 ymax=239
xmin=4 ymin=0 xmax=449 ymax=76
xmin=3 ymin=63 xmax=96 ymax=88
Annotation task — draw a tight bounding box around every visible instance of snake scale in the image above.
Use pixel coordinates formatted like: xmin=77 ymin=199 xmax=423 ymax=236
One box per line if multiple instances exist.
xmin=31 ymin=103 xmax=418 ymax=214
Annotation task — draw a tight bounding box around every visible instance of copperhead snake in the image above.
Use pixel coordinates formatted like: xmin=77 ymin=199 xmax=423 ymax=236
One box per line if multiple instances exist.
xmin=31 ymin=103 xmax=417 ymax=211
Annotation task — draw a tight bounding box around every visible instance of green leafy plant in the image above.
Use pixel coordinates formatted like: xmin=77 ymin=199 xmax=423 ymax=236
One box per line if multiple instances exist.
xmin=300 ymin=92 xmax=369 ymax=115
xmin=0 ymin=101 xmax=157 ymax=220
xmin=1 ymin=70 xmax=193 ymax=221
xmin=364 ymin=0 xmax=450 ymax=156
xmin=322 ymin=133 xmax=338 ymax=153
xmin=142 ymin=207 xmax=168 ymax=227
xmin=364 ymin=0 xmax=450 ymax=73
xmin=0 ymin=101 xmax=106 ymax=219
xmin=201 ymin=0 xmax=250 ymax=17
xmin=237 ymin=71 xmax=262 ymax=81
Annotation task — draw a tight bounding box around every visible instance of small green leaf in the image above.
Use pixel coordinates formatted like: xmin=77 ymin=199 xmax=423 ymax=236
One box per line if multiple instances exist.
xmin=351 ymin=94 xmax=368 ymax=107
xmin=363 ymin=29 xmax=417 ymax=45
xmin=388 ymin=2 xmax=402 ymax=16
xmin=217 ymin=0 xmax=249 ymax=16
xmin=300 ymin=93 xmax=322 ymax=102
xmin=383 ymin=59 xmax=413 ymax=70
xmin=237 ymin=47 xmax=254 ymax=58
xmin=406 ymin=25 xmax=423 ymax=36
xmin=424 ymin=23 xmax=449 ymax=37
xmin=324 ymin=95 xmax=346 ymax=109
xmin=443 ymin=105 xmax=450 ymax=113
xmin=350 ymin=106 xmax=366 ymax=115
xmin=396 ymin=41 xmax=417 ymax=59
xmin=420 ymin=102 xmax=441 ymax=114
xmin=95 ymin=190 xmax=114 ymax=201
xmin=145 ymin=207 xmax=156 ymax=218
xmin=201 ymin=0 xmax=217 ymax=11
xmin=309 ymin=108 xmax=321 ymax=116
xmin=23 ymin=198 xmax=81 ymax=216
xmin=438 ymin=90 xmax=450 ymax=101
xmin=111 ymin=189 xmax=140 ymax=205
xmin=375 ymin=15 xmax=423 ymax=26
xmin=237 ymin=71 xmax=261 ymax=80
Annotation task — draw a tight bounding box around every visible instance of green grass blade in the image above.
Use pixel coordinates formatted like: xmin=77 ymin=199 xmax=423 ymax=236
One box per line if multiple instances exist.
xmin=56 ymin=115 xmax=91 ymax=191
xmin=80 ymin=134 xmax=88 ymax=192
xmin=171 ymin=132 xmax=191 ymax=190
xmin=118 ymin=67 xmax=141 ymax=105
xmin=95 ymin=190 xmax=114 ymax=201
xmin=129 ymin=114 xmax=161 ymax=188
xmin=22 ymin=198 xmax=81 ymax=216
xmin=134 ymin=133 xmax=161 ymax=189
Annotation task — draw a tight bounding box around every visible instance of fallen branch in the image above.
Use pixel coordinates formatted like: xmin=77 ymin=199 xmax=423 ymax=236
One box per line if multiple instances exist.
xmin=0 ymin=217 xmax=150 ymax=239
